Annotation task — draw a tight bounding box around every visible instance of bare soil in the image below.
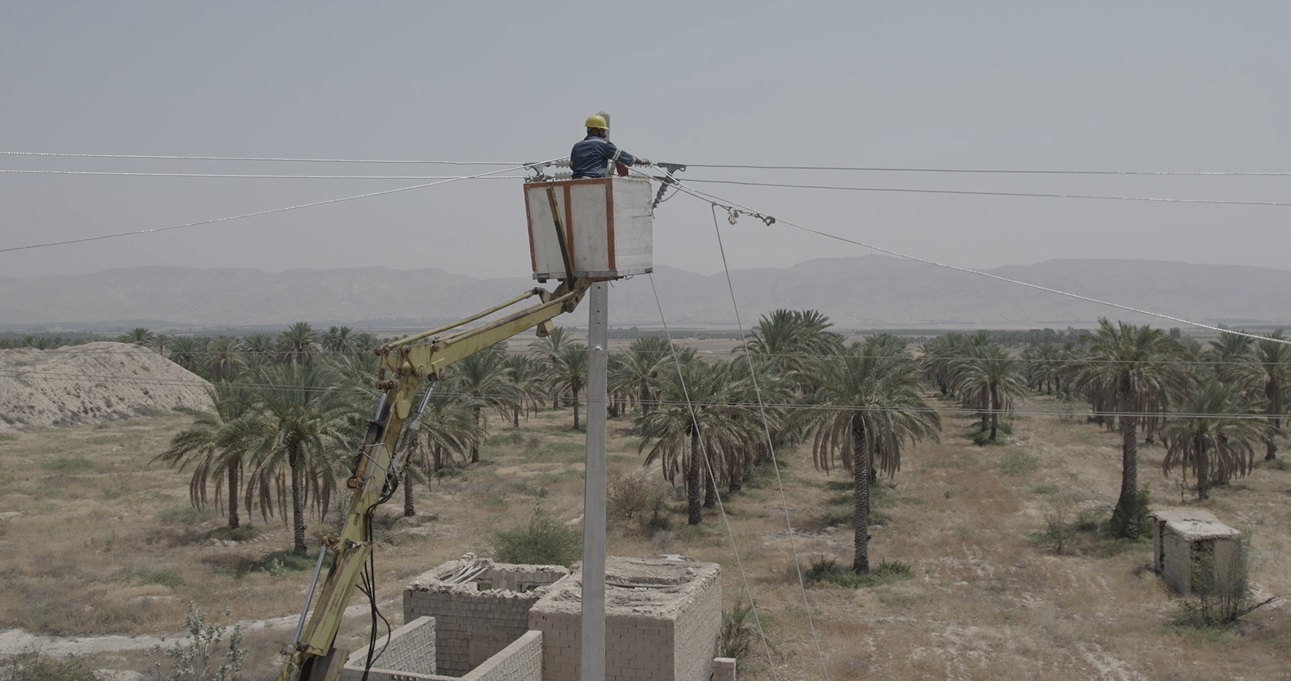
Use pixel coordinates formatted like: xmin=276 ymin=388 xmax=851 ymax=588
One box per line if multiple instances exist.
xmin=0 ymin=350 xmax=1288 ymax=680
xmin=0 ymin=342 xmax=213 ymax=433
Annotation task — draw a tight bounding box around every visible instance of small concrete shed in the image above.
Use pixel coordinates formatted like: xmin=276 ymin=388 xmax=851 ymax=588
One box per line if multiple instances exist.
xmin=1150 ymin=508 xmax=1244 ymax=595
xmin=345 ymin=555 xmax=728 ymax=681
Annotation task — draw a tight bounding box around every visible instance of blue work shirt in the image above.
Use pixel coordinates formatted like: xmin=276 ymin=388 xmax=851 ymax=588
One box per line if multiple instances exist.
xmin=570 ymin=135 xmax=637 ymax=179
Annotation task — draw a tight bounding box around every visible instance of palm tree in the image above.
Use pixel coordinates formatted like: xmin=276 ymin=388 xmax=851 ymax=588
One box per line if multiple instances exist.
xmin=952 ymin=343 xmax=1028 ymax=442
xmin=119 ymin=327 xmax=155 ymax=347
xmin=609 ymin=337 xmax=672 ymax=417
xmin=242 ymin=334 xmax=275 ymax=369
xmin=546 ymin=341 xmax=589 ymax=429
xmin=447 ymin=345 xmax=520 ymax=462
xmin=1161 ymin=381 xmax=1262 ymax=500
xmin=1223 ymin=330 xmax=1291 ymax=461
xmin=530 ymin=326 xmax=574 ymax=409
xmin=638 ymin=359 xmax=763 ymax=525
xmin=503 ymin=354 xmax=547 ymax=426
xmin=921 ymin=333 xmax=987 ymax=398
xmin=1065 ymin=319 xmax=1191 ymax=538
xmin=401 ymin=386 xmax=485 ymax=516
xmin=154 ymin=381 xmax=259 ymax=529
xmin=205 ymin=337 xmax=246 ymax=379
xmin=321 ymin=326 xmax=355 ymax=354
xmin=1024 ymin=343 xmax=1068 ymax=395
xmin=167 ymin=336 xmax=204 ymax=374
xmin=243 ymin=363 xmax=355 ymax=554
xmin=739 ymin=309 xmax=843 ymax=392
xmin=799 ymin=338 xmax=941 ymax=573
xmin=1208 ymin=331 xmax=1254 ymax=367
xmin=277 ymin=322 xmax=318 ymax=366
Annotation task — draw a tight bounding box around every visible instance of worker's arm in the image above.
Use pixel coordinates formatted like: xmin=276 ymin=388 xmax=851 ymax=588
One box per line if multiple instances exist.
xmin=606 ymin=140 xmax=649 ymax=166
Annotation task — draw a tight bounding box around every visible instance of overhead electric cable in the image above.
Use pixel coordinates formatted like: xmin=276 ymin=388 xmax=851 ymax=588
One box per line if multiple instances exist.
xmin=0 ymin=368 xmax=1278 ymax=419
xmin=36 ymin=345 xmax=1284 ymax=367
xmin=705 ymin=212 xmax=833 ymax=681
xmin=7 ymin=150 xmax=1289 ymax=175
xmin=0 ymin=169 xmax=526 ymax=180
xmin=680 ymin=177 xmax=1291 ymax=207
xmin=684 ymin=163 xmax=1291 ymax=177
xmin=639 ymin=170 xmax=1291 ymax=348
xmin=0 ymin=150 xmax=528 ymax=166
xmin=0 ymin=163 xmax=541 ymax=254
xmin=646 ymin=273 xmax=785 ymax=681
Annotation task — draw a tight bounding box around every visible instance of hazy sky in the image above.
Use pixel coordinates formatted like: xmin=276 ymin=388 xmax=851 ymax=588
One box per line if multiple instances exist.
xmin=2 ymin=2 xmax=1289 ymax=281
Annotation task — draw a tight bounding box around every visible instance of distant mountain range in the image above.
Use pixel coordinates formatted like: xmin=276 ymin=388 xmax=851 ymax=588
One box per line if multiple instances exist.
xmin=2 ymin=257 xmax=1288 ymax=331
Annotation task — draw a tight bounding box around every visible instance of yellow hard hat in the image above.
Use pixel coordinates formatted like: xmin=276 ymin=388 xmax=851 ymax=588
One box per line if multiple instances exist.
xmin=584 ymin=114 xmax=608 ymax=130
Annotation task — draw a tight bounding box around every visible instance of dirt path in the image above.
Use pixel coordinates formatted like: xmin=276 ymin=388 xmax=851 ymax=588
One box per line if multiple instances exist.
xmin=0 ymin=600 xmax=397 ymax=657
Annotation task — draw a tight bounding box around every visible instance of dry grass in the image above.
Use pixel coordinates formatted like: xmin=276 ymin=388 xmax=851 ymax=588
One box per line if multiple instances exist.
xmin=1 ymin=393 xmax=1289 ymax=680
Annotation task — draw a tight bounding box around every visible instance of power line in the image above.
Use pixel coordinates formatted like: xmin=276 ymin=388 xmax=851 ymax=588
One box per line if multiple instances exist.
xmin=1 ymin=367 xmax=1279 ymax=420
xmin=7 ymin=150 xmax=1290 ymax=175
xmin=650 ymin=174 xmax=1291 ymax=348
xmin=680 ymin=177 xmax=1291 ymax=207
xmin=0 ymin=164 xmax=538 ymax=254
xmin=17 ymin=348 xmax=1278 ymax=367
xmin=684 ymin=163 xmax=1291 ymax=177
xmin=0 ymin=169 xmax=527 ymax=180
xmin=645 ymin=272 xmax=789 ymax=681
xmin=704 ymin=215 xmax=833 ymax=680
xmin=0 ymin=151 xmax=527 ymax=166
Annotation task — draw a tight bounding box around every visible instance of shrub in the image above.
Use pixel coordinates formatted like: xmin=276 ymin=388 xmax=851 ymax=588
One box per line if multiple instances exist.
xmin=998 ymin=450 xmax=1039 ymax=475
xmin=492 ymin=509 xmax=581 ymax=567
xmin=149 ymin=603 xmax=245 ymax=681
xmin=206 ymin=525 xmax=260 ymax=543
xmin=1033 ymin=497 xmax=1075 ymax=555
xmin=0 ymin=651 xmax=104 ymax=681
xmin=1175 ymin=538 xmax=1278 ymax=628
xmin=718 ymin=600 xmax=758 ymax=661
xmin=607 ymin=469 xmax=661 ymax=522
xmin=804 ymin=556 xmax=913 ymax=588
xmin=240 ymin=550 xmax=322 ymax=578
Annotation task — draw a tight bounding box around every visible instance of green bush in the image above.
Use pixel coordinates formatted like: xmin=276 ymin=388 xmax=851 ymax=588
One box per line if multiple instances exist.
xmin=804 ymin=556 xmax=913 ymax=588
xmin=240 ymin=550 xmax=323 ymax=577
xmin=0 ymin=652 xmax=104 ymax=681
xmin=718 ymin=600 xmax=758 ymax=661
xmin=998 ymin=450 xmax=1039 ymax=475
xmin=206 ymin=525 xmax=260 ymax=542
xmin=149 ymin=603 xmax=245 ymax=681
xmin=492 ymin=509 xmax=582 ymax=567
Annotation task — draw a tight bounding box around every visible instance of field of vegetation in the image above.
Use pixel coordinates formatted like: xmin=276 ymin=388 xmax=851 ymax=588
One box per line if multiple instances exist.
xmin=0 ymin=314 xmax=1288 ymax=680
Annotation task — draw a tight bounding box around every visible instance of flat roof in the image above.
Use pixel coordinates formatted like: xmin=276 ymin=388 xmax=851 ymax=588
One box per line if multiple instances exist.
xmin=1151 ymin=508 xmax=1241 ymax=539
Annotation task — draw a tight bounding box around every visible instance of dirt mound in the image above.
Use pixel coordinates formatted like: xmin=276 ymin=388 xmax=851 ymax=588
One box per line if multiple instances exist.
xmin=0 ymin=342 xmax=213 ymax=433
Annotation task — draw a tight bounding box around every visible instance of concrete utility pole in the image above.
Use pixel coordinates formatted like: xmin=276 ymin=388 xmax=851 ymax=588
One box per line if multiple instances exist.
xmin=581 ymin=282 xmax=608 ymax=681
xmin=579 ymin=109 xmax=611 ymax=681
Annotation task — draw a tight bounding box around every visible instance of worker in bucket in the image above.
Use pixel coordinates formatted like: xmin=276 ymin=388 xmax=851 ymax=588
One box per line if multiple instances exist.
xmin=570 ymin=114 xmax=651 ymax=179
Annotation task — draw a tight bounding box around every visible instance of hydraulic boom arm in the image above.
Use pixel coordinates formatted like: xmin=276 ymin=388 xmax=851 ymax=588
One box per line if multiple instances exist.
xmin=277 ymin=277 xmax=589 ymax=681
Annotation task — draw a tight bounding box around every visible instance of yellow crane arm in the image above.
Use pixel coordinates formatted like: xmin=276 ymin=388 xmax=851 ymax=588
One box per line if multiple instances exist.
xmin=278 ymin=277 xmax=589 ymax=681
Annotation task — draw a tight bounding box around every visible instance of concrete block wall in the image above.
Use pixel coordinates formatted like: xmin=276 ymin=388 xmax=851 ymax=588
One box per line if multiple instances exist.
xmin=528 ymin=557 xmax=723 ymax=681
xmin=712 ymin=658 xmax=737 ymax=681
xmin=404 ymin=560 xmax=570 ymax=677
xmin=341 ymin=616 xmax=437 ymax=681
xmin=1151 ymin=509 xmax=1244 ymax=595
xmin=458 ymin=630 xmax=543 ymax=681
xmin=404 ymin=587 xmax=542 ymax=676
xmin=528 ymin=608 xmax=680 ymax=681
xmin=344 ymin=625 xmax=543 ymax=681
xmin=671 ymin=567 xmax=723 ymax=681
